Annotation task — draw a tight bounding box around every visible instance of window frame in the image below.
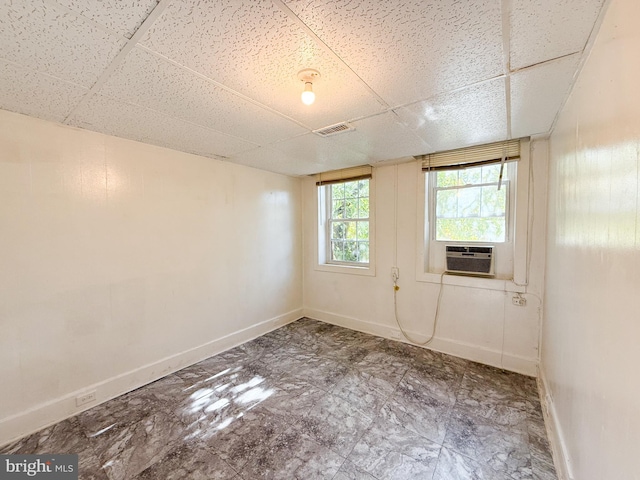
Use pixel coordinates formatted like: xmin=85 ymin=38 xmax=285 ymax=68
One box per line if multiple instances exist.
xmin=428 ymin=163 xmax=513 ymax=244
xmin=325 ymin=179 xmax=371 ymax=267
xmin=416 ymin=138 xmax=531 ymax=287
xmin=316 ymin=176 xmax=376 ymax=276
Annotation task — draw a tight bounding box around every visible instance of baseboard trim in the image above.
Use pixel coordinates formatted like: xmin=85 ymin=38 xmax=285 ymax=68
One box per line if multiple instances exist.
xmin=538 ymin=366 xmax=575 ymax=480
xmin=303 ymin=308 xmax=537 ymax=376
xmin=0 ymin=308 xmax=303 ymax=447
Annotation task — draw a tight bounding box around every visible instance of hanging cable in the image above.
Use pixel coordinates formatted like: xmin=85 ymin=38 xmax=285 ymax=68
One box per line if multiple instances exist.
xmin=393 ymin=271 xmax=447 ymax=346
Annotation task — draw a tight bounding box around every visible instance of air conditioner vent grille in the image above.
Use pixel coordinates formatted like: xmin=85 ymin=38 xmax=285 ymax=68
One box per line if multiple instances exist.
xmin=445 ymin=245 xmax=494 ymax=277
xmin=313 ymin=122 xmax=354 ymax=137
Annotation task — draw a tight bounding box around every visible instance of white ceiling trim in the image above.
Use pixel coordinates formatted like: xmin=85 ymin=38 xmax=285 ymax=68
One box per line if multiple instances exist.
xmin=62 ymin=0 xmax=173 ymax=125
xmin=135 ymin=45 xmax=313 ymax=132
xmin=501 ymin=0 xmax=513 ymax=140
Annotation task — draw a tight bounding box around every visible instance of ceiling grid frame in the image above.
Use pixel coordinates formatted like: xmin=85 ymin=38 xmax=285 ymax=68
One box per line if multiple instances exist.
xmin=62 ymin=0 xmax=173 ymax=125
xmin=0 ymin=0 xmax=609 ymax=175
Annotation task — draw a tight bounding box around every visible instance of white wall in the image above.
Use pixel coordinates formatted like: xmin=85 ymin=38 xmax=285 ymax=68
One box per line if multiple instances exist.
xmin=0 ymin=110 xmax=303 ymax=445
xmin=303 ymin=142 xmax=548 ymax=376
xmin=542 ymin=0 xmax=640 ymax=478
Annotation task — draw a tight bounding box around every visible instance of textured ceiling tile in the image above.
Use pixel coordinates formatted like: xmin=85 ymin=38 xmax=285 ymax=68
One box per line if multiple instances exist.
xmin=284 ymin=0 xmax=504 ymax=106
xmin=511 ymin=54 xmax=581 ymax=138
xmin=140 ymin=0 xmax=383 ymax=128
xmin=396 ymin=78 xmax=507 ymax=152
xmin=230 ymin=145 xmax=319 ymax=176
xmin=54 ymin=0 xmax=159 ymax=38
xmin=510 ymin=0 xmax=605 ymax=69
xmin=0 ymin=0 xmax=126 ymax=87
xmin=68 ymin=94 xmax=257 ymax=159
xmin=269 ymin=133 xmax=369 ymax=173
xmin=340 ymin=112 xmax=433 ymax=163
xmin=98 ymin=47 xmax=307 ymax=145
xmin=0 ymin=59 xmax=88 ymax=123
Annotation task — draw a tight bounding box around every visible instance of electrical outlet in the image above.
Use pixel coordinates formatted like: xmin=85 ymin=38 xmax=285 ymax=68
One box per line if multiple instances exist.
xmin=512 ymin=294 xmax=526 ymax=307
xmin=390 ymin=330 xmax=402 ymax=341
xmin=76 ymin=390 xmax=97 ymax=407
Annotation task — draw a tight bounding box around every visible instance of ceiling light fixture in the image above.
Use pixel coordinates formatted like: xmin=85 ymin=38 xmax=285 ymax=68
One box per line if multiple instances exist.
xmin=298 ymin=69 xmax=321 ymax=105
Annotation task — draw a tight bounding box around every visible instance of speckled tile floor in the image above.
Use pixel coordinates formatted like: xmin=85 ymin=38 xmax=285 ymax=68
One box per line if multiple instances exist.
xmin=0 ymin=318 xmax=558 ymax=480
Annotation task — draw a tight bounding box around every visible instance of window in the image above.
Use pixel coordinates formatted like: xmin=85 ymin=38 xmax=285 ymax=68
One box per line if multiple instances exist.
xmin=326 ymin=179 xmax=370 ymax=264
xmin=432 ymin=163 xmax=508 ymax=243
xmin=316 ymin=165 xmax=374 ymax=274
xmin=417 ymin=139 xmax=527 ymax=280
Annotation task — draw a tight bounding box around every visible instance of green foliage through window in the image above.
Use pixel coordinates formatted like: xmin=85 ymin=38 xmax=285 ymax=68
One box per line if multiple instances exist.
xmin=434 ymin=164 xmax=507 ymax=242
xmin=328 ymin=179 xmax=370 ymax=263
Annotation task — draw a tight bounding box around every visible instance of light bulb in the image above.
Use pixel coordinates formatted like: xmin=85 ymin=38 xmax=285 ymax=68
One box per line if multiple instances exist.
xmin=301 ymin=82 xmax=315 ymax=105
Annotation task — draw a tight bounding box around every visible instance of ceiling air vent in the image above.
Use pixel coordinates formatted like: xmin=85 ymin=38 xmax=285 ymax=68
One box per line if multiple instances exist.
xmin=313 ymin=122 xmax=355 ymax=137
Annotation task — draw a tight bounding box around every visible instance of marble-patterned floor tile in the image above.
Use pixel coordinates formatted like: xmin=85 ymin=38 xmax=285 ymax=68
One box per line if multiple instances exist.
xmin=331 ymin=368 xmax=396 ymax=416
xmin=78 ymin=453 xmax=112 ymax=480
xmin=348 ymin=415 xmax=441 ymax=480
xmin=383 ymin=377 xmax=453 ymax=445
xmin=87 ymin=406 xmax=186 ymax=480
xmin=131 ymin=373 xmax=193 ymax=406
xmin=3 ymin=320 xmax=558 ymax=480
xmin=202 ymin=406 xmax=287 ymax=472
xmin=133 ymin=441 xmax=238 ymax=480
xmin=1 ymin=417 xmax=86 ymax=455
xmin=298 ymin=393 xmax=373 ymax=457
xmin=175 ymin=368 xmax=279 ymax=443
xmin=354 ymin=351 xmax=410 ymax=387
xmin=0 ymin=416 xmax=110 ymax=479
xmin=456 ymin=371 xmax=537 ymax=421
xmin=76 ymin=387 xmax=165 ymax=438
xmin=238 ymin=334 xmax=282 ymax=358
xmin=527 ymin=416 xmax=555 ymax=467
xmin=259 ymin=344 xmax=315 ymax=373
xmin=410 ymin=348 xmax=470 ymax=378
xmin=290 ymin=356 xmax=350 ymax=391
xmin=239 ymin=428 xmax=344 ymax=480
xmin=196 ymin=348 xmax=250 ymax=375
xmin=316 ymin=341 xmax=372 ymax=364
xmin=261 ymin=377 xmax=326 ymax=419
xmin=443 ymin=408 xmax=532 ymax=478
xmin=333 ymin=459 xmax=378 ymax=480
xmin=402 ymin=367 xmax=461 ymax=406
xmin=531 ymin=455 xmax=558 ymax=480
xmin=465 ymin=363 xmax=537 ymax=401
xmin=433 ymin=446 xmax=530 ymax=480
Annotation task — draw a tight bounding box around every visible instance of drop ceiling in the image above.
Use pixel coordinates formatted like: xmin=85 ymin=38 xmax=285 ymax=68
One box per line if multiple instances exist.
xmin=0 ymin=0 xmax=606 ymax=176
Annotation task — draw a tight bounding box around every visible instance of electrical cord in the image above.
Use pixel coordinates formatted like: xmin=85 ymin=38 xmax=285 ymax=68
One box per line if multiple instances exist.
xmin=393 ymin=271 xmax=447 ymax=345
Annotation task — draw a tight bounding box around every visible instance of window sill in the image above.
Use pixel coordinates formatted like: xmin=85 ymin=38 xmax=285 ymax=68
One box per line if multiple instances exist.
xmin=416 ymin=271 xmax=525 ymax=292
xmin=315 ymin=263 xmax=376 ymax=277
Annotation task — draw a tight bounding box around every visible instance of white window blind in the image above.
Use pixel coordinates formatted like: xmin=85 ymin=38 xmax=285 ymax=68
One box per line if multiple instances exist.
xmin=316 ymin=165 xmax=372 ymax=186
xmin=420 ymin=139 xmax=522 ymax=172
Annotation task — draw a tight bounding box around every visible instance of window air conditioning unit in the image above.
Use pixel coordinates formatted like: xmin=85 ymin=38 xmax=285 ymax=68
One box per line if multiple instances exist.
xmin=445 ymin=245 xmax=494 ymax=277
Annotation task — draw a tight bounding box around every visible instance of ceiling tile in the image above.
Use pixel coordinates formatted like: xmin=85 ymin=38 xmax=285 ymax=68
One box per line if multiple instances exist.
xmin=510 ymin=0 xmax=605 ymax=69
xmin=338 ymin=112 xmax=433 ymax=163
xmin=67 ymin=94 xmax=257 ymax=159
xmin=268 ymin=133 xmax=369 ymax=174
xmin=98 ymin=47 xmax=308 ymax=145
xmin=0 ymin=0 xmax=126 ymax=87
xmin=395 ymin=78 xmax=508 ymax=152
xmin=54 ymin=0 xmax=159 ymax=38
xmin=0 ymin=59 xmax=88 ymax=123
xmin=284 ymin=0 xmax=504 ymax=106
xmin=511 ymin=54 xmax=581 ymax=138
xmin=139 ymin=0 xmax=384 ymax=129
xmin=230 ymin=145 xmax=319 ymax=176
